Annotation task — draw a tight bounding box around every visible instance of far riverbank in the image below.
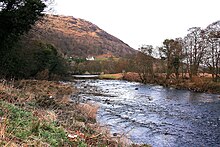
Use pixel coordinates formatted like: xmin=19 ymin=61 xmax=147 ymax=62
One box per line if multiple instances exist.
xmin=99 ymin=72 xmax=220 ymax=94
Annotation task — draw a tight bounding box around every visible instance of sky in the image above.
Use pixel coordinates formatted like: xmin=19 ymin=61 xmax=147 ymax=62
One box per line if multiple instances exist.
xmin=53 ymin=0 xmax=220 ymax=49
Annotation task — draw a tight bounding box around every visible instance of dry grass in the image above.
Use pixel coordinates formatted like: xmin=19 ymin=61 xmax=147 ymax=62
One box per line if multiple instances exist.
xmin=14 ymin=80 xmax=76 ymax=98
xmin=76 ymin=103 xmax=99 ymax=120
xmin=123 ymin=72 xmax=142 ymax=82
xmin=99 ymin=73 xmax=123 ymax=80
xmin=0 ymin=116 xmax=7 ymax=140
xmin=32 ymin=109 xmax=57 ymax=122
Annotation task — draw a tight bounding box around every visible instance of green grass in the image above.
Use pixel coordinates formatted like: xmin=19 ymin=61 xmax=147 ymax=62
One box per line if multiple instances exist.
xmin=0 ymin=101 xmax=71 ymax=146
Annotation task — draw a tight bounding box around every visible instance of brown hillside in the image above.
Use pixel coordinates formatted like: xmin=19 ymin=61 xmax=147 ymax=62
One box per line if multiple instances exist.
xmin=28 ymin=14 xmax=136 ymax=58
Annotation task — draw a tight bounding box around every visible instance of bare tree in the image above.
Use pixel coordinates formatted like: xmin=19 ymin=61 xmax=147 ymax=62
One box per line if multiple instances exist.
xmin=183 ymin=27 xmax=207 ymax=79
xmin=135 ymin=45 xmax=154 ymax=83
xmin=204 ymin=21 xmax=220 ymax=81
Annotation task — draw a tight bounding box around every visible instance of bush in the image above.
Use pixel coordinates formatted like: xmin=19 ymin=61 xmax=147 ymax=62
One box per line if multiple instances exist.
xmin=0 ymin=38 xmax=68 ymax=80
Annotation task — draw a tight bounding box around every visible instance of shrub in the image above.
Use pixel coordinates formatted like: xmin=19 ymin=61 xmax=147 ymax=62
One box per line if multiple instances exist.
xmin=0 ymin=39 xmax=68 ymax=80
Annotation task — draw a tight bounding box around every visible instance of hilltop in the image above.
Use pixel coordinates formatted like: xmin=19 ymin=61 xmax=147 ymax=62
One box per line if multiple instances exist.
xmin=28 ymin=14 xmax=136 ymax=58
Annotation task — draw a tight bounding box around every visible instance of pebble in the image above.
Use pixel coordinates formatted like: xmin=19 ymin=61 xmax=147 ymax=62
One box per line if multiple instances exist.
xmin=113 ymin=133 xmax=117 ymax=136
xmin=147 ymin=96 xmax=153 ymax=101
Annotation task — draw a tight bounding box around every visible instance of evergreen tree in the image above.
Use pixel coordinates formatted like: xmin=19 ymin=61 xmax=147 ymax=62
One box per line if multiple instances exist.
xmin=0 ymin=0 xmax=46 ymax=77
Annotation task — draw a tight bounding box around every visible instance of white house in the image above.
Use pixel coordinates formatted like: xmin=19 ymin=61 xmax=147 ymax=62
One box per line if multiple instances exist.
xmin=86 ymin=56 xmax=95 ymax=61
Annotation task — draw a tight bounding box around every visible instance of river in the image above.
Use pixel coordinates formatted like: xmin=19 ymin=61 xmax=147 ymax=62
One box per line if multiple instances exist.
xmin=74 ymin=79 xmax=220 ymax=147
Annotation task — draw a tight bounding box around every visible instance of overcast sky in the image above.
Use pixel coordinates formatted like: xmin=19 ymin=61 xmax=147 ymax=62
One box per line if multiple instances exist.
xmin=53 ymin=0 xmax=220 ymax=49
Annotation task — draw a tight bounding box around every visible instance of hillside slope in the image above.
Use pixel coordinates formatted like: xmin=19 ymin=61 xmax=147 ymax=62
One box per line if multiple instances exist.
xmin=28 ymin=14 xmax=136 ymax=58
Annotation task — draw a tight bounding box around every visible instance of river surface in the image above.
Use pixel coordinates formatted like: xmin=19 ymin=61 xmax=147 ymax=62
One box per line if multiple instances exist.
xmin=74 ymin=79 xmax=220 ymax=147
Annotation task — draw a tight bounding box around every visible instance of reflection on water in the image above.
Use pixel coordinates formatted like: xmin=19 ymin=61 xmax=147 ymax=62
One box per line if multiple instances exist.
xmin=74 ymin=79 xmax=220 ymax=147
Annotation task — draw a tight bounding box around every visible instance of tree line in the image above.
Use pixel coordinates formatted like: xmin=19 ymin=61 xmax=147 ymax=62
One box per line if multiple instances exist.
xmin=136 ymin=21 xmax=220 ymax=83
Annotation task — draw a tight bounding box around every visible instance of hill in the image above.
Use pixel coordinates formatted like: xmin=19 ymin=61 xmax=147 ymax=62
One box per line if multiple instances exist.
xmin=28 ymin=14 xmax=136 ymax=58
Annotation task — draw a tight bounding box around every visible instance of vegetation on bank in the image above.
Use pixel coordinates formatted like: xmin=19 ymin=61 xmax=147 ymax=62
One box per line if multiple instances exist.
xmin=1 ymin=38 xmax=68 ymax=80
xmin=71 ymin=57 xmax=134 ymax=75
xmin=99 ymin=72 xmax=220 ymax=94
xmin=0 ymin=80 xmax=74 ymax=146
xmin=132 ymin=22 xmax=220 ymax=85
xmin=0 ymin=0 xmax=45 ymax=78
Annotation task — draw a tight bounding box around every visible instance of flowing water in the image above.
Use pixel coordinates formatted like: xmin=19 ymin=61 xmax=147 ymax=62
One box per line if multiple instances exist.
xmin=74 ymin=79 xmax=220 ymax=147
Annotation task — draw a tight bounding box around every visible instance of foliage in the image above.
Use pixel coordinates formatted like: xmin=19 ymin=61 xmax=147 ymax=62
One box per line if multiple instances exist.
xmin=0 ymin=0 xmax=46 ymax=53
xmin=69 ymin=57 xmax=86 ymax=64
xmin=159 ymin=39 xmax=183 ymax=79
xmin=0 ymin=0 xmax=46 ymax=78
xmin=0 ymin=39 xmax=68 ymax=79
xmin=34 ymin=42 xmax=68 ymax=79
xmin=72 ymin=57 xmax=135 ymax=74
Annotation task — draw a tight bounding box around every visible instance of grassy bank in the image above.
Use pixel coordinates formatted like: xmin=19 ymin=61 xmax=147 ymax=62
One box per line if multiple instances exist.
xmin=0 ymin=79 xmax=150 ymax=146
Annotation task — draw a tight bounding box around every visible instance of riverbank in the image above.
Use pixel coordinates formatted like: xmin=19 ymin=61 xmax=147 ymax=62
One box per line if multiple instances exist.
xmin=0 ymin=79 xmax=149 ymax=146
xmin=99 ymin=72 xmax=220 ymax=94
